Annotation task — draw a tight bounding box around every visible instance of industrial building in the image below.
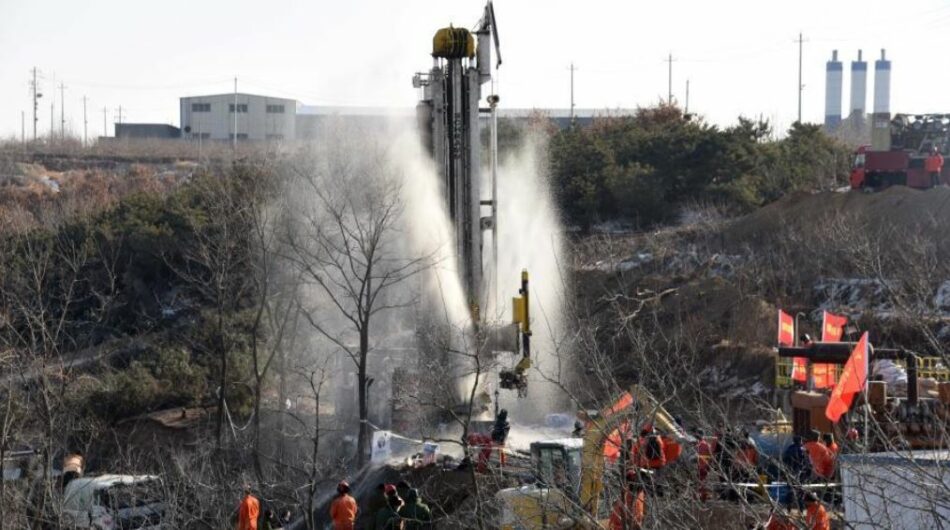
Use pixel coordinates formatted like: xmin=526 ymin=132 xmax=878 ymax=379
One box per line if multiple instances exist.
xmin=179 ymin=93 xmax=297 ymax=141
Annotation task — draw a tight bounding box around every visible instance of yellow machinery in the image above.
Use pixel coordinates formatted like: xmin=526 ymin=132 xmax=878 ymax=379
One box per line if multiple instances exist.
xmin=500 ymin=270 xmax=532 ymax=396
xmin=496 ymin=385 xmax=693 ymax=529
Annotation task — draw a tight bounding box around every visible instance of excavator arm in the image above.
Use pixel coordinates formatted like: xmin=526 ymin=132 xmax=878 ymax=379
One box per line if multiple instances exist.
xmin=578 ymin=384 xmax=693 ymax=516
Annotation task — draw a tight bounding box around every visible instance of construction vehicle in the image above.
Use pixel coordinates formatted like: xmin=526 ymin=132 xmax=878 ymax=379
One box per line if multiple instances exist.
xmin=495 ymin=385 xmax=693 ymax=529
xmin=850 ymin=113 xmax=950 ymax=189
xmin=777 ymin=341 xmax=950 ymax=450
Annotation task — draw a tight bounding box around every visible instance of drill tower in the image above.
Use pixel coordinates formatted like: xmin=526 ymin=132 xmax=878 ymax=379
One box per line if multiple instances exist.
xmin=414 ymin=2 xmax=501 ymax=319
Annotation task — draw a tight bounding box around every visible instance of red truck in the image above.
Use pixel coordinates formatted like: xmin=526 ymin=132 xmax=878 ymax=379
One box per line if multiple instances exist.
xmin=850 ymin=113 xmax=949 ymax=190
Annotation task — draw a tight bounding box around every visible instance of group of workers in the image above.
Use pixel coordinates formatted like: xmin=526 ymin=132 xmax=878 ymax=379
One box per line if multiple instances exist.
xmin=607 ymin=423 xmax=844 ymax=530
xmin=332 ymin=479 xmax=432 ymax=530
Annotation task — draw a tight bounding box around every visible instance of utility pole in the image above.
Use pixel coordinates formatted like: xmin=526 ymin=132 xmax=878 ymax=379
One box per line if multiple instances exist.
xmin=685 ymin=79 xmax=690 ymax=115
xmin=31 ymin=67 xmax=41 ymax=143
xmin=114 ymin=105 xmax=124 ymax=135
xmin=102 ymin=107 xmax=107 ymax=138
xmin=232 ymin=76 xmax=238 ymax=150
xmin=59 ymin=82 xmax=66 ymax=142
xmin=665 ymin=53 xmax=676 ymax=106
xmin=568 ymin=63 xmax=576 ymax=121
xmin=82 ymin=96 xmax=88 ymax=147
xmin=797 ymin=32 xmax=805 ymax=123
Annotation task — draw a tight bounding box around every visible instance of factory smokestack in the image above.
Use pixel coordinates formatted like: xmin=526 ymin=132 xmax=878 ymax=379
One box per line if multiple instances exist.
xmin=873 ymin=49 xmax=890 ymax=115
xmin=871 ymin=49 xmax=892 ymax=150
xmin=850 ymin=49 xmax=867 ymax=130
xmin=824 ymin=50 xmax=843 ymax=132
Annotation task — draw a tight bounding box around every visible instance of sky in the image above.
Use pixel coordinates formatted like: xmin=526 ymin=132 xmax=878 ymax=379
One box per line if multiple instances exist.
xmin=2 ymin=0 xmax=950 ymax=140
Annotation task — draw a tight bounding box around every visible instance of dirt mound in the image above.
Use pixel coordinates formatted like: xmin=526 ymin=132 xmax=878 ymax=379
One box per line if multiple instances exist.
xmin=725 ymin=186 xmax=950 ymax=251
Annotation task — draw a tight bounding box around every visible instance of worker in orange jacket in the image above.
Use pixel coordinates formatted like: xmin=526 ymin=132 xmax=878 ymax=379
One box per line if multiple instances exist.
xmin=804 ymin=493 xmax=831 ymax=530
xmin=236 ymin=485 xmax=260 ymax=530
xmin=804 ymin=432 xmax=835 ymax=480
xmin=926 ymin=147 xmax=944 ymax=187
xmin=636 ymin=428 xmax=666 ymax=469
xmin=330 ymin=481 xmax=358 ymax=530
xmin=609 ymin=471 xmax=646 ymax=530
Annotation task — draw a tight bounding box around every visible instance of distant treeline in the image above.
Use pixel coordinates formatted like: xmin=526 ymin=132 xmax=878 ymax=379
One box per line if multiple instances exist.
xmin=501 ymin=105 xmax=853 ymax=230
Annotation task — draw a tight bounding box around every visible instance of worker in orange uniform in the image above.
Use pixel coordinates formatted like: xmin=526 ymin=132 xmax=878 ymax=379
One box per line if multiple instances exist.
xmin=609 ymin=471 xmax=646 ymax=530
xmin=637 ymin=427 xmax=666 ymax=470
xmin=236 ymin=484 xmax=260 ymax=530
xmin=695 ymin=430 xmax=712 ymax=501
xmin=926 ymin=146 xmax=944 ymax=187
xmin=804 ymin=493 xmax=831 ymax=530
xmin=803 ymin=432 xmax=835 ymax=480
xmin=330 ymin=481 xmax=358 ymax=530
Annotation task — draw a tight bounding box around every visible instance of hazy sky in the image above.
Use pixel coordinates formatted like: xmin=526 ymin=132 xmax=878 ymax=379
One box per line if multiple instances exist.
xmin=2 ymin=0 xmax=950 ymax=139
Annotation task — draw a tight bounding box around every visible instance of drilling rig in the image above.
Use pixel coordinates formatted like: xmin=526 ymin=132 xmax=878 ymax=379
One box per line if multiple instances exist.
xmin=413 ymin=3 xmax=533 ymax=398
xmin=413 ymin=2 xmax=501 ymax=320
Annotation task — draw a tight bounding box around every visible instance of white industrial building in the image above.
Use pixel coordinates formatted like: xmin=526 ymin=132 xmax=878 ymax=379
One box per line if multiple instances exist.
xmin=179 ymin=93 xmax=297 ymax=141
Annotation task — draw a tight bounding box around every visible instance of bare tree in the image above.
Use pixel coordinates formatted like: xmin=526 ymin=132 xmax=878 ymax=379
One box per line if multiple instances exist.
xmin=283 ymin=139 xmax=429 ymax=466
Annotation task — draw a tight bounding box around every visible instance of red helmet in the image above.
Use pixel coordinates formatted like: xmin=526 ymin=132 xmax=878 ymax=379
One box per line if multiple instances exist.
xmin=337 ymin=481 xmax=350 ymax=493
xmin=384 ymin=484 xmax=397 ymax=495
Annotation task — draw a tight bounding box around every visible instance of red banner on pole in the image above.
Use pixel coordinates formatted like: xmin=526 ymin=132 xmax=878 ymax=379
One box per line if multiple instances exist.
xmin=814 ymin=312 xmax=848 ymax=389
xmin=778 ymin=310 xmax=806 ymax=382
xmin=826 ymin=332 xmax=870 ymax=422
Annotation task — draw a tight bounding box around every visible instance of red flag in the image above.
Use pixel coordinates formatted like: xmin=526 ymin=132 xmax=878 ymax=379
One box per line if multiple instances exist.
xmin=826 ymin=332 xmax=870 ymax=422
xmin=778 ymin=310 xmax=807 ymax=382
xmin=821 ymin=311 xmax=848 ymax=342
xmin=815 ymin=311 xmax=848 ymax=388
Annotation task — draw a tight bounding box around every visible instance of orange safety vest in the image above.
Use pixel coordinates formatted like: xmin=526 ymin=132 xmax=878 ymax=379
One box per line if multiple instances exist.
xmin=926 ymin=153 xmax=944 ymax=172
xmin=636 ymin=436 xmax=666 ymax=469
xmin=330 ymin=494 xmax=358 ymax=530
xmin=608 ymin=490 xmax=645 ymax=530
xmin=805 ymin=503 xmax=830 ymax=530
xmin=660 ymin=436 xmax=682 ymax=464
xmin=237 ymin=495 xmax=260 ymax=530
xmin=804 ymin=441 xmax=835 ymax=479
